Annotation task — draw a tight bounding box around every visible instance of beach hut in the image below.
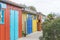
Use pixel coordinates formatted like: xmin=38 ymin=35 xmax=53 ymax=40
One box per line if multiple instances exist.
xmin=37 ymin=12 xmax=46 ymax=31
xmin=0 ymin=0 xmax=23 ymax=40
xmin=22 ymin=8 xmax=38 ymax=34
xmin=22 ymin=12 xmax=27 ymax=36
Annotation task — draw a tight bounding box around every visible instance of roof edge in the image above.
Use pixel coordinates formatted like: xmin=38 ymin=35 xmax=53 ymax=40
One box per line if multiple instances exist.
xmin=0 ymin=0 xmax=25 ymax=8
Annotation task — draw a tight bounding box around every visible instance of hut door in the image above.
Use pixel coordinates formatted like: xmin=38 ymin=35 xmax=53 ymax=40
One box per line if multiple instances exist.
xmin=27 ymin=14 xmax=32 ymax=34
xmin=10 ymin=10 xmax=15 ymax=40
xmin=32 ymin=16 xmax=37 ymax=32
xmin=10 ymin=10 xmax=18 ymax=40
xmin=14 ymin=10 xmax=18 ymax=40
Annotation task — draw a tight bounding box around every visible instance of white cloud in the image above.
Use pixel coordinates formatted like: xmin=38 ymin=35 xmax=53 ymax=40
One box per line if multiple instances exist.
xmin=10 ymin=0 xmax=60 ymax=15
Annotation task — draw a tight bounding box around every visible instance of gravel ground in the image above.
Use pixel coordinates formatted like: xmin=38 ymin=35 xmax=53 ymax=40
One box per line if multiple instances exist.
xmin=18 ymin=30 xmax=43 ymax=40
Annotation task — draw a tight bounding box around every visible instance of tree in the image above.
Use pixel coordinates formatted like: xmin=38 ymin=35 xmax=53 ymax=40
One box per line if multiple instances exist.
xmin=41 ymin=13 xmax=60 ymax=40
xmin=43 ymin=13 xmax=56 ymax=26
xmin=28 ymin=6 xmax=37 ymax=11
xmin=47 ymin=13 xmax=56 ymax=20
xmin=42 ymin=18 xmax=60 ymax=40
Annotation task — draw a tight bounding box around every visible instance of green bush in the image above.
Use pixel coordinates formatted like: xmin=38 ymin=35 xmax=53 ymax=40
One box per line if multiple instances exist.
xmin=22 ymin=31 xmax=26 ymax=37
xmin=43 ymin=18 xmax=60 ymax=40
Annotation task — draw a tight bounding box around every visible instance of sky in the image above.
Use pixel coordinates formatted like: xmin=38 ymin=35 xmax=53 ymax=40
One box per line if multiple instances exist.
xmin=10 ymin=0 xmax=60 ymax=15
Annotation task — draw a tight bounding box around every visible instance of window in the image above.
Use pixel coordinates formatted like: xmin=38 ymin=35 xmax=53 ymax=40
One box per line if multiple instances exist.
xmin=0 ymin=9 xmax=4 ymax=24
xmin=34 ymin=16 xmax=36 ymax=19
xmin=0 ymin=2 xmax=7 ymax=8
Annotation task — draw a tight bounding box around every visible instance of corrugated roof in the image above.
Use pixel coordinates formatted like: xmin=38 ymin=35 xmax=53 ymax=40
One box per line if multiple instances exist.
xmin=38 ymin=12 xmax=46 ymax=16
xmin=0 ymin=0 xmax=43 ymax=15
xmin=22 ymin=8 xmax=38 ymax=15
xmin=0 ymin=0 xmax=25 ymax=8
xmin=0 ymin=0 xmax=38 ymax=15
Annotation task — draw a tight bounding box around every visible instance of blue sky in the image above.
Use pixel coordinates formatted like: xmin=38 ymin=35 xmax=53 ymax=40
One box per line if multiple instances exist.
xmin=10 ymin=0 xmax=60 ymax=15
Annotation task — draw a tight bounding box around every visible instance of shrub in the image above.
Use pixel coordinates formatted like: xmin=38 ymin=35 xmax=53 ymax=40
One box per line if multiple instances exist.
xmin=22 ymin=31 xmax=26 ymax=37
xmin=42 ymin=18 xmax=60 ymax=40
